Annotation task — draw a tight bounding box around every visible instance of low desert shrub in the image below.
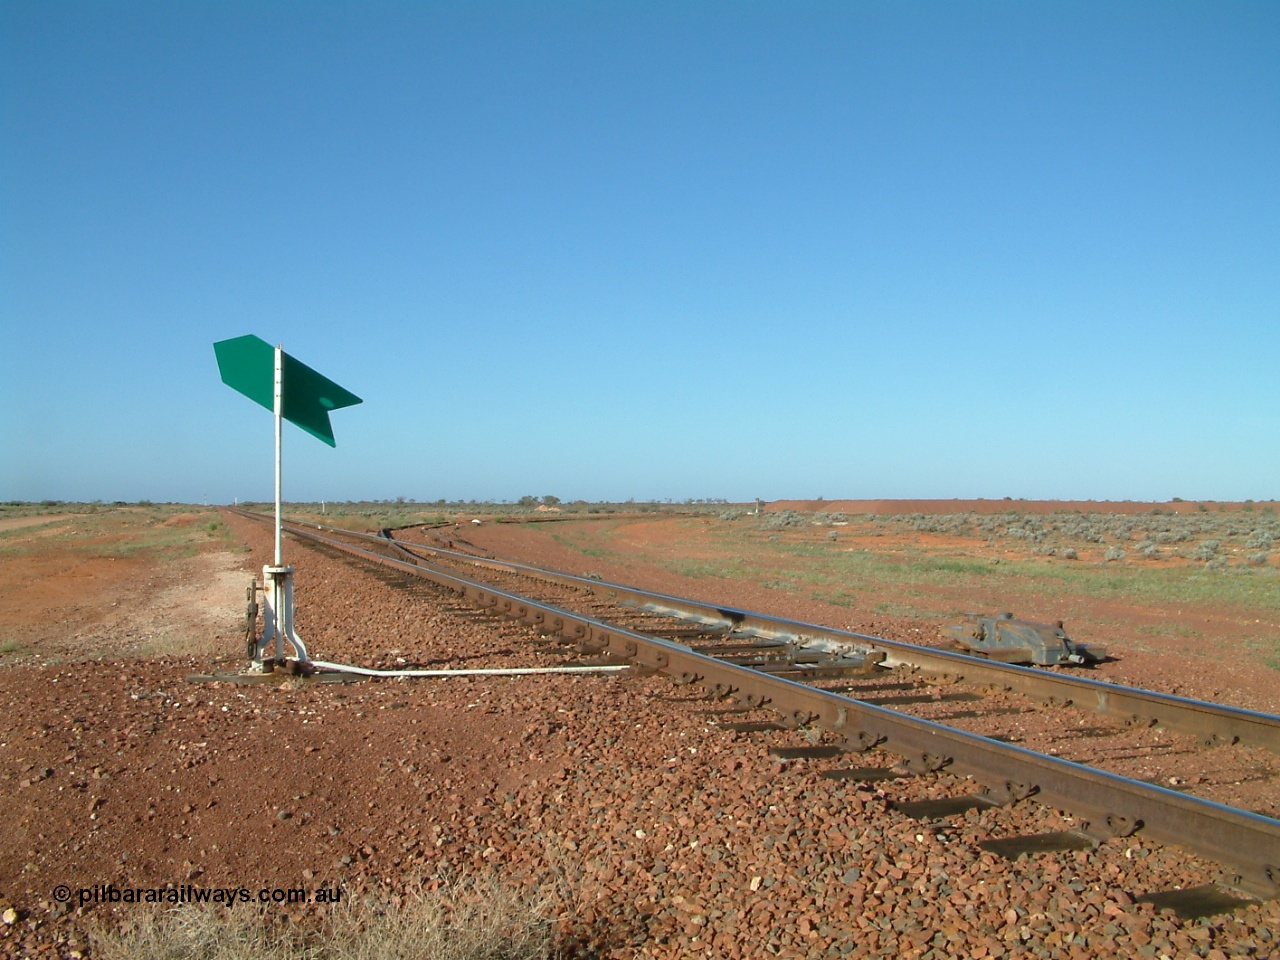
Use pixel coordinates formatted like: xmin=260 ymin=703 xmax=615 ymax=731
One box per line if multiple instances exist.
xmin=908 ymin=514 xmax=972 ymax=535
xmin=1191 ymin=540 xmax=1221 ymax=562
xmin=759 ymin=510 xmax=806 ymax=529
xmin=1247 ymin=529 xmax=1274 ymax=551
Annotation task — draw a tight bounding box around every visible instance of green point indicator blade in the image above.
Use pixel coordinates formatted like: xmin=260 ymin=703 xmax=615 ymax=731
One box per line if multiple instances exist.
xmin=279 ymin=349 xmax=362 ymax=446
xmin=214 ymin=334 xmax=275 ymax=413
xmin=213 ymin=335 xmax=362 ymax=446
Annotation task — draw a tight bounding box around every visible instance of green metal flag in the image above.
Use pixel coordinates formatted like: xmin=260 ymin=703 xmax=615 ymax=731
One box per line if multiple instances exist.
xmin=214 ymin=334 xmax=362 ymax=446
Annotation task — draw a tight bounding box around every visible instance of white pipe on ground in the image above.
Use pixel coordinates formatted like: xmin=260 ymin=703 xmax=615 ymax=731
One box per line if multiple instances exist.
xmin=307 ymin=660 xmax=629 ymax=678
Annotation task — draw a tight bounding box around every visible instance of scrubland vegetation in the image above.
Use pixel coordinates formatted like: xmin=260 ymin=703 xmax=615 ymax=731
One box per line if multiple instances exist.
xmin=279 ymin=497 xmax=733 ymax=532
xmin=0 ymin=503 xmax=233 ymax=561
xmin=718 ymin=507 xmax=1278 ymax=572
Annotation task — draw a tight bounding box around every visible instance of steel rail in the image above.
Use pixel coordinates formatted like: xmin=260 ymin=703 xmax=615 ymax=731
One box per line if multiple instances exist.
xmin=360 ymin=525 xmax=1280 ymax=756
xmin=243 ymin=513 xmax=1280 ymax=898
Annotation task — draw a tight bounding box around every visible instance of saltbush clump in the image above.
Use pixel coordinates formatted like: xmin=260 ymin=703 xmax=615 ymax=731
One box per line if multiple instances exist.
xmin=1059 ymin=518 xmax=1106 ymax=543
xmin=1246 ymin=529 xmax=1274 ymax=551
xmin=760 ymin=510 xmax=807 ymax=529
xmin=1191 ymin=540 xmax=1221 ymax=562
xmin=811 ymin=512 xmax=848 ymax=526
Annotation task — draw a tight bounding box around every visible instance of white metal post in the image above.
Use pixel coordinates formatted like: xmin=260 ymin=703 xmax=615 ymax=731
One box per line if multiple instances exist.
xmin=216 ymin=333 xmax=339 ymax=674
xmin=274 ymin=344 xmax=283 ymax=567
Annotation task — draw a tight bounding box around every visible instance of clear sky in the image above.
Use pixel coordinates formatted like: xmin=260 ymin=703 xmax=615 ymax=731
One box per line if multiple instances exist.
xmin=3 ymin=2 xmax=1277 ymax=504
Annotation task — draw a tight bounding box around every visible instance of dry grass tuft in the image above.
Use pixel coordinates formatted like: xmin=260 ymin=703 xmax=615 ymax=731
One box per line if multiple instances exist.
xmin=90 ymin=877 xmax=554 ymax=960
xmin=326 ymin=877 xmax=553 ymax=960
xmin=90 ymin=903 xmax=295 ymax=960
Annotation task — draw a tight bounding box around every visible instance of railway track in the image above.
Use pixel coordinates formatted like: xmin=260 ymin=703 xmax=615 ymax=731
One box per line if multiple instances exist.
xmin=232 ymin=510 xmax=1280 ymax=915
xmin=396 ymin=527 xmax=1280 ymax=758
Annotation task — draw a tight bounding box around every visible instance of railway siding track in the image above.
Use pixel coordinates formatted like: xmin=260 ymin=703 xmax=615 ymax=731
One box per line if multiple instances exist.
xmin=233 ymin=511 xmax=1280 ymax=905
xmin=390 ymin=530 xmax=1280 ymax=757
xmin=385 ymin=534 xmax=1280 ymax=818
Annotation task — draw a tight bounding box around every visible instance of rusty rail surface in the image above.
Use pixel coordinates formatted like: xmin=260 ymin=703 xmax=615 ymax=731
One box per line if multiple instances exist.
xmin=232 ymin=511 xmax=1280 ymax=899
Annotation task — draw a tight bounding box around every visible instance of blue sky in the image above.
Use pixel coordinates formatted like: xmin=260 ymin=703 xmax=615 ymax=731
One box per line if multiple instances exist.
xmin=3 ymin=2 xmax=1277 ymax=504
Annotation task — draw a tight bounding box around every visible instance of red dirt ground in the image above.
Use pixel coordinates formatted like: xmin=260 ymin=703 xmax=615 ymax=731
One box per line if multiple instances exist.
xmin=1 ymin=507 xmax=1278 ymax=959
